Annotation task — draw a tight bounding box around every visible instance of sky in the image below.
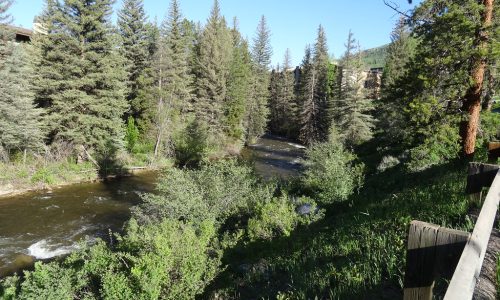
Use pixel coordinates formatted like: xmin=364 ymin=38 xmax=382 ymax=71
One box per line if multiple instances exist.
xmin=9 ymin=0 xmax=421 ymax=66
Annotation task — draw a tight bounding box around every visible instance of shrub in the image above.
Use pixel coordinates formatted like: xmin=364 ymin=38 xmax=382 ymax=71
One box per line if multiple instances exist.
xmin=302 ymin=134 xmax=364 ymax=204
xmin=31 ymin=167 xmax=56 ymax=185
xmin=18 ymin=262 xmax=76 ymax=300
xmin=121 ymin=219 xmax=221 ymax=300
xmin=247 ymin=194 xmax=299 ymax=241
xmin=125 ymin=116 xmax=140 ymax=153
xmin=173 ymin=119 xmax=210 ymax=167
xmin=134 ymin=159 xmax=261 ymax=224
xmin=406 ymin=123 xmax=461 ymax=171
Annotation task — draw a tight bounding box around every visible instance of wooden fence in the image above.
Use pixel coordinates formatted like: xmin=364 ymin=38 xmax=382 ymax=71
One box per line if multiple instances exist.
xmin=403 ymin=144 xmax=500 ymax=300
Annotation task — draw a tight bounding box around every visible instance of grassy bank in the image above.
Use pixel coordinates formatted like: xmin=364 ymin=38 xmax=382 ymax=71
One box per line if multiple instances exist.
xmin=204 ymin=160 xmax=473 ymax=299
xmin=0 ymin=152 xmax=172 ymax=198
xmin=0 ymin=137 xmax=480 ymax=299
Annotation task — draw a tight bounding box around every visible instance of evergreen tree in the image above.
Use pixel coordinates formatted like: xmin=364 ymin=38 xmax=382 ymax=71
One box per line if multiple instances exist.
xmin=281 ymin=48 xmax=297 ymax=137
xmin=162 ymin=0 xmax=194 ymax=118
xmin=34 ymin=0 xmax=128 ymax=152
xmin=226 ymin=19 xmax=252 ymax=141
xmin=382 ymin=0 xmax=497 ymax=166
xmin=377 ymin=17 xmax=416 ymax=146
xmin=381 ymin=17 xmax=415 ymax=90
xmin=335 ymin=31 xmax=375 ymax=147
xmin=269 ymin=49 xmax=296 ymax=137
xmin=312 ymin=25 xmax=332 ymax=140
xmin=297 ymin=45 xmax=320 ymax=145
xmin=0 ymin=0 xmax=13 ymax=67
xmin=194 ymin=0 xmax=233 ymax=139
xmin=118 ymin=0 xmax=149 ymax=123
xmin=247 ymin=15 xmax=272 ymax=143
xmin=0 ymin=43 xmax=45 ymax=156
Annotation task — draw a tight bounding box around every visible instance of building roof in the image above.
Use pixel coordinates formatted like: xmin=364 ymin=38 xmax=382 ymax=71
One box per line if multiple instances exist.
xmin=5 ymin=25 xmax=33 ymax=38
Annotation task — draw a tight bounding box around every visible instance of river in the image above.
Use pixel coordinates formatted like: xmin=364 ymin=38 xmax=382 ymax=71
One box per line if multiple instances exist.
xmin=0 ymin=135 xmax=305 ymax=277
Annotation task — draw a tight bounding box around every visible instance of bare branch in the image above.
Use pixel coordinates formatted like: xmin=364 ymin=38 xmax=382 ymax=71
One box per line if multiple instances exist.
xmin=383 ymin=0 xmax=412 ymax=19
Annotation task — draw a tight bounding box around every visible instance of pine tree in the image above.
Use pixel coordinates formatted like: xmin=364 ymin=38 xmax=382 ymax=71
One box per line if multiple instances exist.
xmin=335 ymin=31 xmax=375 ymax=147
xmin=0 ymin=0 xmax=13 ymax=67
xmin=281 ymin=48 xmax=297 ymax=137
xmin=383 ymin=0 xmax=497 ymax=166
xmin=226 ymin=18 xmax=252 ymax=141
xmin=297 ymin=45 xmax=320 ymax=145
xmin=312 ymin=25 xmax=332 ymax=141
xmin=381 ymin=17 xmax=415 ymax=90
xmin=247 ymin=15 xmax=272 ymax=143
xmin=162 ymin=0 xmax=194 ymax=118
xmin=194 ymin=0 xmax=233 ymax=139
xmin=269 ymin=49 xmax=297 ymax=137
xmin=377 ymin=17 xmax=416 ymax=146
xmin=118 ymin=0 xmax=149 ymax=122
xmin=34 ymin=0 xmax=128 ymax=153
xmin=0 ymin=43 xmax=45 ymax=156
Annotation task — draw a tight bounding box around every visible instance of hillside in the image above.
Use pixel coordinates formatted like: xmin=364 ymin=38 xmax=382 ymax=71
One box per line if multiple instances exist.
xmin=362 ymin=44 xmax=389 ymax=69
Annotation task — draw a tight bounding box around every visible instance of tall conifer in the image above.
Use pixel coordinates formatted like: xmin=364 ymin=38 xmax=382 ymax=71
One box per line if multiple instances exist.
xmin=118 ymin=0 xmax=149 ymax=121
xmin=35 ymin=0 xmax=128 ymax=152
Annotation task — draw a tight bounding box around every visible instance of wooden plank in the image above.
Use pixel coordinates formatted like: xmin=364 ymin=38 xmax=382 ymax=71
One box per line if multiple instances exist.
xmin=488 ymin=142 xmax=500 ymax=162
xmin=433 ymin=227 xmax=470 ymax=278
xmin=444 ymin=169 xmax=500 ymax=300
xmin=404 ymin=221 xmax=439 ymax=300
xmin=403 ymin=222 xmax=469 ymax=300
xmin=466 ymin=162 xmax=499 ymax=194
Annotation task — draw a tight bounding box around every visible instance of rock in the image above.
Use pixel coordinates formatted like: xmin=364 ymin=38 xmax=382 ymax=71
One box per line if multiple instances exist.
xmin=296 ymin=204 xmax=313 ymax=215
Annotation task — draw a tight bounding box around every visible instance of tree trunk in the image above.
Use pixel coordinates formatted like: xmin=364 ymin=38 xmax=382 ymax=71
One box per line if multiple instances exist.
xmin=460 ymin=0 xmax=494 ymax=157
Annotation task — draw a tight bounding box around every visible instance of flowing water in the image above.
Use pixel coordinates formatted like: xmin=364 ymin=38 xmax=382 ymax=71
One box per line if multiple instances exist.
xmin=0 ymin=173 xmax=157 ymax=277
xmin=0 ymin=135 xmax=305 ymax=277
xmin=241 ymin=134 xmax=306 ymax=179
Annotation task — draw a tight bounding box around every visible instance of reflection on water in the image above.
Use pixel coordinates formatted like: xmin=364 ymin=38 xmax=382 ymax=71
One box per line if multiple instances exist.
xmin=0 ymin=172 xmax=157 ymax=277
xmin=241 ymin=134 xmax=306 ymax=179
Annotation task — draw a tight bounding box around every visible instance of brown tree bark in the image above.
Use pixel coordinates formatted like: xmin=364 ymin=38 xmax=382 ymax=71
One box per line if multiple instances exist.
xmin=460 ymin=0 xmax=495 ymax=158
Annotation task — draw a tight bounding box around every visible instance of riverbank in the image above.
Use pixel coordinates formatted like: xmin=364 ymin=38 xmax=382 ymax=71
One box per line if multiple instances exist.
xmin=0 ymin=158 xmax=171 ymax=198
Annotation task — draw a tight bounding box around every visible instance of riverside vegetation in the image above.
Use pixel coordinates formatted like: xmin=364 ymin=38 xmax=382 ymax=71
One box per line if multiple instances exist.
xmin=0 ymin=0 xmax=499 ymax=299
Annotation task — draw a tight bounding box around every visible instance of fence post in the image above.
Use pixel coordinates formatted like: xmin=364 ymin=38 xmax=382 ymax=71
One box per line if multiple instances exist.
xmin=403 ymin=221 xmax=469 ymax=300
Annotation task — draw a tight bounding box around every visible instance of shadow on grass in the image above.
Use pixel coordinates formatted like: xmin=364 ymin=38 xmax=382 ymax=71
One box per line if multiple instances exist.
xmin=202 ymin=159 xmax=471 ymax=299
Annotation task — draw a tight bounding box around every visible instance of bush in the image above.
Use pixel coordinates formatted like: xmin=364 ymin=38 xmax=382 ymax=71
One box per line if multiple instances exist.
xmin=173 ymin=119 xmax=210 ymax=167
xmin=302 ymin=135 xmax=364 ymax=204
xmin=247 ymin=194 xmax=299 ymax=241
xmin=134 ymin=159 xmax=262 ymax=224
xmin=31 ymin=167 xmax=56 ymax=185
xmin=18 ymin=262 xmax=77 ymax=300
xmin=125 ymin=116 xmax=140 ymax=153
xmin=406 ymin=123 xmax=461 ymax=171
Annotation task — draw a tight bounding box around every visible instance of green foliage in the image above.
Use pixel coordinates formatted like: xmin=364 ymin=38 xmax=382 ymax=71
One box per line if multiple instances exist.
xmin=118 ymin=0 xmax=150 ymax=120
xmin=246 ymin=15 xmax=272 ymax=143
xmin=362 ymin=44 xmax=388 ymax=69
xmin=34 ymin=0 xmax=128 ymax=152
xmin=194 ymin=0 xmax=233 ymax=139
xmin=30 ymin=167 xmax=56 ymax=185
xmin=247 ymin=194 xmax=298 ymax=241
xmin=225 ymin=24 xmax=252 ymax=141
xmin=134 ymin=159 xmax=262 ymax=224
xmin=302 ymin=128 xmax=364 ymax=204
xmin=204 ymin=160 xmax=472 ymax=299
xmin=18 ymin=262 xmax=76 ymax=300
xmin=334 ymin=31 xmax=375 ymax=147
xmin=406 ymin=122 xmax=461 ymax=171
xmin=0 ymin=44 xmax=45 ymax=153
xmin=125 ymin=116 xmax=140 ymax=153
xmin=173 ymin=119 xmax=210 ymax=166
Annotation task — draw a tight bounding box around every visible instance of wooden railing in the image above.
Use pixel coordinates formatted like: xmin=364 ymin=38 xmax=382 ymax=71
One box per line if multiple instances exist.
xmin=403 ymin=144 xmax=500 ymax=300
xmin=444 ymin=167 xmax=499 ymax=299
